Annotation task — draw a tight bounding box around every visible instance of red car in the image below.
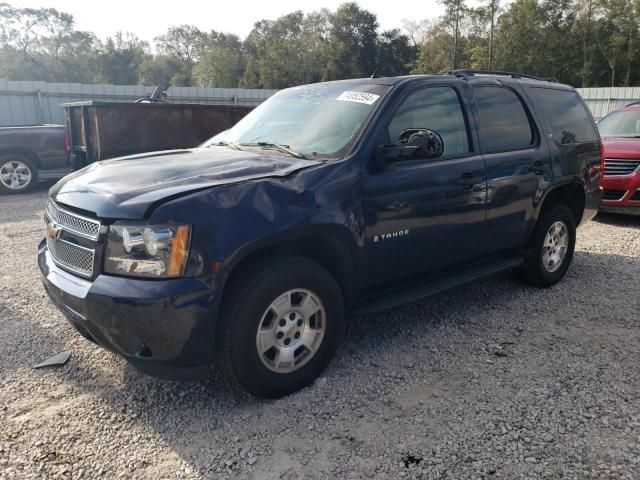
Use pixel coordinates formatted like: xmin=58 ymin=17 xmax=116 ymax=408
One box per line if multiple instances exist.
xmin=597 ymin=102 xmax=640 ymax=215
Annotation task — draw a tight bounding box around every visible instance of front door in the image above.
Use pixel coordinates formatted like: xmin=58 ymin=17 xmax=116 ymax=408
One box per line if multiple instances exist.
xmin=362 ymin=85 xmax=488 ymax=285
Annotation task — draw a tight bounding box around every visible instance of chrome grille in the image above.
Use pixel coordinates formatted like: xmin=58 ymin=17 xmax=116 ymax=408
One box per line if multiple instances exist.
xmin=46 ymin=236 xmax=95 ymax=278
xmin=604 ymin=159 xmax=640 ymax=176
xmin=46 ymin=201 xmax=101 ymax=240
xmin=44 ymin=200 xmax=100 ymax=278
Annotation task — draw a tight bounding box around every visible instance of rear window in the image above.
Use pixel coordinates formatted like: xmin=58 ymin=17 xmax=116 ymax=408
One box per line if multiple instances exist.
xmin=473 ymin=86 xmax=534 ymax=152
xmin=529 ymin=87 xmax=598 ymax=144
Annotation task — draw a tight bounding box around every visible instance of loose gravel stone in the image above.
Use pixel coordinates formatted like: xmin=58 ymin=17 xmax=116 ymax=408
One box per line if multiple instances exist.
xmin=1 ymin=187 xmax=639 ymax=479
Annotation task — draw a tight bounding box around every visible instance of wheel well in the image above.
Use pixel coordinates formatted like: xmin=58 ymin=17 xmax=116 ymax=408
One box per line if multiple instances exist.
xmin=223 ymin=234 xmax=357 ymax=304
xmin=540 ymin=183 xmax=586 ymax=226
xmin=0 ymin=147 xmax=40 ymax=169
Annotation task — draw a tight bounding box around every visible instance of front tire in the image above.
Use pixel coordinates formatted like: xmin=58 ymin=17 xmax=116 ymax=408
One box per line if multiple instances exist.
xmin=516 ymin=204 xmax=576 ymax=287
xmin=0 ymin=154 xmax=38 ymax=194
xmin=217 ymin=256 xmax=344 ymax=398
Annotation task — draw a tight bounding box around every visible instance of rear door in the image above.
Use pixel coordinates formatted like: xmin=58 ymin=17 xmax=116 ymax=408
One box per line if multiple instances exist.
xmin=471 ymin=83 xmax=550 ymax=254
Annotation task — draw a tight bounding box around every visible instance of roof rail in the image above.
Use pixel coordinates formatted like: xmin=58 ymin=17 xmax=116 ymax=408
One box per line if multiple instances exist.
xmin=447 ymin=69 xmax=558 ymax=83
xmin=625 ymin=101 xmax=640 ymax=107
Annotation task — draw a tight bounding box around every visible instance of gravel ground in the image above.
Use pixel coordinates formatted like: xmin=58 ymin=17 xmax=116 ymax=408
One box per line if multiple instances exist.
xmin=1 ymin=186 xmax=639 ymax=480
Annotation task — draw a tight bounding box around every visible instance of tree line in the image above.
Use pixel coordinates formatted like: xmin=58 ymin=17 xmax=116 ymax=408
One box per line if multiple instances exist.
xmin=0 ymin=1 xmax=638 ymax=89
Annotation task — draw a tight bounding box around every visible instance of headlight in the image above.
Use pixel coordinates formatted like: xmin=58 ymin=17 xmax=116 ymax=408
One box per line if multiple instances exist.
xmin=105 ymin=223 xmax=191 ymax=278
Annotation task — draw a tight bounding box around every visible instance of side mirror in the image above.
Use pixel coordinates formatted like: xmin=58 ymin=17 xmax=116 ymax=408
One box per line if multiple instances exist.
xmin=380 ymin=128 xmax=444 ymax=164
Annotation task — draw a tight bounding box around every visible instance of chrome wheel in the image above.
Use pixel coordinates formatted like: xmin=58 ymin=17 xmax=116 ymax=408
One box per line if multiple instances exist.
xmin=256 ymin=289 xmax=326 ymax=374
xmin=542 ymin=221 xmax=568 ymax=273
xmin=0 ymin=160 xmax=32 ymax=190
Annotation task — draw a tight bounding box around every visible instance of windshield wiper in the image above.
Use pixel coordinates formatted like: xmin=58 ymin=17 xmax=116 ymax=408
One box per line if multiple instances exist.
xmin=208 ymin=141 xmax=243 ymax=151
xmin=239 ymin=142 xmax=308 ymax=159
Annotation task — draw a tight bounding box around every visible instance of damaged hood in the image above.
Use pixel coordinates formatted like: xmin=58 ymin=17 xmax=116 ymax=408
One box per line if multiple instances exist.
xmin=50 ymin=148 xmax=322 ymax=219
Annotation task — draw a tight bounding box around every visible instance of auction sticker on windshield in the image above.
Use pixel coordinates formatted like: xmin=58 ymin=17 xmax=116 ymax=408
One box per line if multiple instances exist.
xmin=337 ymin=91 xmax=380 ymax=105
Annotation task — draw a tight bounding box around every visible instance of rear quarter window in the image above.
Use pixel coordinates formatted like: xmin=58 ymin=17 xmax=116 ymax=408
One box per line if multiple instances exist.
xmin=529 ymin=87 xmax=598 ymax=144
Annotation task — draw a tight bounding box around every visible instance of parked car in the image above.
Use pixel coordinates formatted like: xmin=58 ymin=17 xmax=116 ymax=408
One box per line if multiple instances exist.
xmin=38 ymin=71 xmax=602 ymax=398
xmin=0 ymin=124 xmax=73 ymax=194
xmin=597 ymin=102 xmax=640 ymax=215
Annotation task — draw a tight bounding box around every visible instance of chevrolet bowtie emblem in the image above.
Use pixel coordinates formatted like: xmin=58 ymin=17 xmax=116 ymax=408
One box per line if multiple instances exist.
xmin=46 ymin=222 xmax=63 ymax=240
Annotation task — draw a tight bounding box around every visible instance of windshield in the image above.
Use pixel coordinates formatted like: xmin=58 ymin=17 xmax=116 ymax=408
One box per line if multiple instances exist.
xmin=203 ymin=82 xmax=390 ymax=159
xmin=598 ymin=110 xmax=640 ymax=137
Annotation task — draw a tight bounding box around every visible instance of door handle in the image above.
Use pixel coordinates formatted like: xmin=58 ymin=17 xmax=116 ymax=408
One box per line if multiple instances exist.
xmin=388 ymin=201 xmax=408 ymax=211
xmin=529 ymin=160 xmax=545 ymax=175
xmin=457 ymin=172 xmax=477 ymax=190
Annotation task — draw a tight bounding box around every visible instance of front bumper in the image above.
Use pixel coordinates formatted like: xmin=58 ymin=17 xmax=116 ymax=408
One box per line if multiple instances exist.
xmin=600 ymin=172 xmax=640 ymax=214
xmin=38 ymin=240 xmax=222 ymax=380
xmin=598 ymin=204 xmax=640 ymax=216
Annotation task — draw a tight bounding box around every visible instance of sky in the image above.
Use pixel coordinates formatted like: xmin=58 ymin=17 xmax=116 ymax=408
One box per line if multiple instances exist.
xmin=12 ymin=0 xmax=462 ymax=42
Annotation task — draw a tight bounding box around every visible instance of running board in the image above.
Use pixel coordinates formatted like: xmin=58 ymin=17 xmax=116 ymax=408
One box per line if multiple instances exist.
xmin=351 ymin=256 xmax=524 ymax=315
xmin=39 ymin=169 xmax=73 ymax=181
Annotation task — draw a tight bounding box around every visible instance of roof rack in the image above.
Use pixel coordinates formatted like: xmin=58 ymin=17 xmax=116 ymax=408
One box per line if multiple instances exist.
xmin=447 ymin=69 xmax=558 ymax=83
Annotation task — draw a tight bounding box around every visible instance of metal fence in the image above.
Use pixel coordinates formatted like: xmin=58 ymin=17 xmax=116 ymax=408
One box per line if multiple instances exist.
xmin=1 ymin=78 xmax=638 ymax=126
xmin=0 ymin=79 xmax=278 ymax=126
xmin=577 ymin=87 xmax=640 ymax=120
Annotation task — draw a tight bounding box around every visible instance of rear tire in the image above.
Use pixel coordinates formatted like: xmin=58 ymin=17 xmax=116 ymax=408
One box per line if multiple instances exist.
xmin=516 ymin=204 xmax=576 ymax=287
xmin=216 ymin=256 xmax=344 ymax=398
xmin=0 ymin=153 xmax=38 ymax=194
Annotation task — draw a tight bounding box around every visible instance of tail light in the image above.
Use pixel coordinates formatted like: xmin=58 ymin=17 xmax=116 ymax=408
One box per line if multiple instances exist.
xmin=64 ymin=131 xmax=71 ymax=154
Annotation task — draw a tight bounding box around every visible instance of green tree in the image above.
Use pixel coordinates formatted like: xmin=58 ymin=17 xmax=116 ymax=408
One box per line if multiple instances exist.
xmin=241 ymin=10 xmax=330 ymax=88
xmin=239 ymin=57 xmax=259 ymax=88
xmin=152 ymin=25 xmax=208 ymax=86
xmin=194 ymin=44 xmax=243 ymax=87
xmin=402 ymin=18 xmax=432 ymax=47
xmin=3 ymin=0 xmax=640 ymax=89
xmin=440 ymin=0 xmax=468 ymax=69
xmin=155 ymin=25 xmax=205 ymax=65
xmin=299 ymin=10 xmax=332 ymax=83
xmin=192 ymin=32 xmax=244 ymax=87
xmin=492 ymin=0 xmax=546 ymax=74
xmin=412 ymin=24 xmax=457 ymax=73
xmin=376 ymin=29 xmax=415 ymax=76
xmin=324 ymin=2 xmax=378 ymax=80
xmin=96 ymin=32 xmax=149 ymax=84
xmin=593 ymin=0 xmax=639 ymax=87
xmin=0 ymin=4 xmax=98 ymax=82
xmin=138 ymin=55 xmax=190 ymax=86
xmin=253 ymin=12 xmax=308 ymax=88
xmin=486 ymin=0 xmax=499 ymax=69
xmin=580 ymin=0 xmax=594 ymax=86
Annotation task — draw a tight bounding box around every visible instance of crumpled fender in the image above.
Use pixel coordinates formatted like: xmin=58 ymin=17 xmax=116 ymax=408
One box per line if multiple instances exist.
xmin=149 ymin=159 xmax=367 ymax=295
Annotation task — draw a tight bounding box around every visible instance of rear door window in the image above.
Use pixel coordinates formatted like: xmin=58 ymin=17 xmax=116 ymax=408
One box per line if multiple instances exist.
xmin=529 ymin=87 xmax=598 ymax=144
xmin=473 ymin=86 xmax=534 ymax=153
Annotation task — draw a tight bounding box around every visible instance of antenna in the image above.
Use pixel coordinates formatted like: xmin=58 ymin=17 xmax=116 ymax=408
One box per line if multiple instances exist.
xmin=370 ymin=69 xmax=378 ymax=79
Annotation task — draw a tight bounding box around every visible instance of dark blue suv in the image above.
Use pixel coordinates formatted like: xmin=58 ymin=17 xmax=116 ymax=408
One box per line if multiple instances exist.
xmin=38 ymin=71 xmax=603 ymax=398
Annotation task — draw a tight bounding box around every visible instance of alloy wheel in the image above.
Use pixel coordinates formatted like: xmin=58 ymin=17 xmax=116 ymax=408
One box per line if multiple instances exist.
xmin=255 ymin=289 xmax=326 ymax=374
xmin=0 ymin=161 xmax=32 ymax=190
xmin=542 ymin=220 xmax=568 ymax=273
